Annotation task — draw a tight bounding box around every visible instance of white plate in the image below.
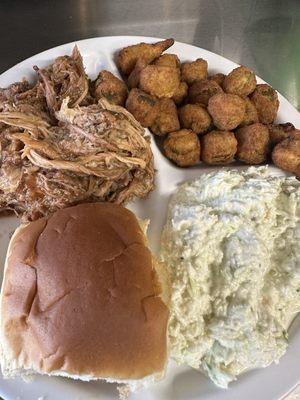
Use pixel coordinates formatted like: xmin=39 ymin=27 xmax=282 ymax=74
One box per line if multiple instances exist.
xmin=0 ymin=36 xmax=299 ymax=400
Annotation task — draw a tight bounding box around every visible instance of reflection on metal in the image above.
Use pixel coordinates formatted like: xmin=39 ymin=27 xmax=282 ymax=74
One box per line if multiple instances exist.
xmin=0 ymin=0 xmax=299 ymax=110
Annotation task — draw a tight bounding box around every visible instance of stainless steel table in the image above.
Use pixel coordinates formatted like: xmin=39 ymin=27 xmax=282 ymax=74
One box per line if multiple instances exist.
xmin=0 ymin=0 xmax=299 ymax=111
xmin=0 ymin=1 xmax=299 ymax=400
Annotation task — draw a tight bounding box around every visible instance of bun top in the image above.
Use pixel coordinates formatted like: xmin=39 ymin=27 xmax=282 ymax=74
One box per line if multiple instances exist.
xmin=1 ymin=203 xmax=169 ymax=380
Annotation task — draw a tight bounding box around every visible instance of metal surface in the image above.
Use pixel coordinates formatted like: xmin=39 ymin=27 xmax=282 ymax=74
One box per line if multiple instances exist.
xmin=0 ymin=0 xmax=299 ymax=110
xmin=0 ymin=2 xmax=299 ymax=400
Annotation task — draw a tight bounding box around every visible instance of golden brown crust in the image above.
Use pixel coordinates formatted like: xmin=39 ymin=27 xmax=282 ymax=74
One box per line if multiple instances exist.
xmin=117 ymin=39 xmax=174 ymax=76
xmin=172 ymin=82 xmax=188 ymax=105
xmin=268 ymin=123 xmax=300 ymax=146
xmin=139 ymin=65 xmax=180 ymax=98
xmin=201 ymin=130 xmax=237 ymax=164
xmin=223 ymin=66 xmax=256 ymax=97
xmin=127 ymin=58 xmax=149 ymax=89
xmin=1 ymin=203 xmax=169 ymax=380
xmin=272 ymin=138 xmax=300 ymax=173
xmin=163 ymin=129 xmax=200 ymax=167
xmin=188 ymin=79 xmax=223 ymax=106
xmin=178 ymin=104 xmax=211 ymax=134
xmin=181 ymin=59 xmax=208 ymax=85
xmin=125 ymin=88 xmax=159 ymax=127
xmin=94 ymin=70 xmax=128 ymax=106
xmin=208 ymin=93 xmax=246 ymax=130
xmin=235 ymin=123 xmax=270 ymax=164
xmin=153 ymin=54 xmax=180 ymax=69
xmin=150 ymin=98 xmax=180 ymax=136
xmin=239 ymin=97 xmax=259 ymax=127
xmin=125 ymin=40 xmax=176 ymax=89
xmin=250 ymin=84 xmax=279 ymax=124
xmin=208 ymin=73 xmax=225 ymax=87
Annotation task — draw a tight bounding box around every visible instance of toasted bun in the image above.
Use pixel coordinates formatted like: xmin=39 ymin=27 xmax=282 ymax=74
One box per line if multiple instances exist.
xmin=0 ymin=203 xmax=169 ymax=388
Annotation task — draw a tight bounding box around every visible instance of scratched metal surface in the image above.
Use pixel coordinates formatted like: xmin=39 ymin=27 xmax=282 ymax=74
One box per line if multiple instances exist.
xmin=0 ymin=0 xmax=299 ymax=111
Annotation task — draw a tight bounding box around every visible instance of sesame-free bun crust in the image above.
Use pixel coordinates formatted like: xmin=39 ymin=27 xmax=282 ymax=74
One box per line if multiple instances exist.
xmin=0 ymin=203 xmax=169 ymax=382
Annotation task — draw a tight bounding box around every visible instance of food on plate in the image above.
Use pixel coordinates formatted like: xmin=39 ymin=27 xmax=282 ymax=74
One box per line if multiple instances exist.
xmin=0 ymin=46 xmax=156 ymax=222
xmin=163 ymin=129 xmax=200 ymax=167
xmin=250 ymin=83 xmax=279 ymax=124
xmin=0 ymin=46 xmax=154 ymax=221
xmin=34 ymin=46 xmax=90 ymax=113
xmin=150 ymin=98 xmax=180 ymax=136
xmin=188 ymin=79 xmax=223 ymax=106
xmin=119 ymin=38 xmax=300 ymax=173
xmin=235 ymin=122 xmax=270 ymax=164
xmin=201 ymin=130 xmax=237 ymax=164
xmin=172 ymin=81 xmax=188 ymax=105
xmin=0 ymin=203 xmax=170 ymax=395
xmin=223 ymin=66 xmax=257 ymax=97
xmin=178 ymin=103 xmax=211 ymax=134
xmin=160 ymin=167 xmax=300 ymax=388
xmin=124 ymin=41 xmax=176 ymax=90
xmin=239 ymin=97 xmax=259 ymax=127
xmin=117 ymin=38 xmax=174 ymax=75
xmin=207 ymin=93 xmax=246 ymax=130
xmin=181 ymin=58 xmax=208 ymax=85
xmin=153 ymin=53 xmax=180 ymax=69
xmin=125 ymin=88 xmax=158 ymax=127
xmin=139 ymin=65 xmax=180 ymax=98
xmin=119 ymin=38 xmax=296 ymax=175
xmin=272 ymin=138 xmax=300 ymax=173
xmin=0 ymin=90 xmax=154 ymax=222
xmin=127 ymin=58 xmax=149 ymax=89
xmin=93 ymin=70 xmax=128 ymax=106
xmin=268 ymin=123 xmax=300 ymax=146
xmin=0 ymin=81 xmax=49 ymax=121
xmin=208 ymin=73 xmax=225 ymax=87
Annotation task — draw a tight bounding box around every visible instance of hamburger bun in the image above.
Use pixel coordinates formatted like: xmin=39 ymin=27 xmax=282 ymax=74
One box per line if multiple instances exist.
xmin=0 ymin=203 xmax=169 ymax=394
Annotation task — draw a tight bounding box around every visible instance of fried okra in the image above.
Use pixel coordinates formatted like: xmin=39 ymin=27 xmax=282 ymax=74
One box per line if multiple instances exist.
xmin=117 ymin=38 xmax=174 ymax=75
xmin=239 ymin=97 xmax=259 ymax=127
xmin=268 ymin=123 xmax=300 ymax=146
xmin=201 ymin=130 xmax=237 ymax=164
xmin=272 ymin=138 xmax=300 ymax=173
xmin=164 ymin=129 xmax=200 ymax=167
xmin=172 ymin=81 xmax=188 ymax=105
xmin=208 ymin=93 xmax=246 ymax=130
xmin=150 ymin=98 xmax=180 ymax=136
xmin=235 ymin=123 xmax=270 ymax=164
xmin=153 ymin=53 xmax=180 ymax=69
xmin=250 ymin=84 xmax=279 ymax=124
xmin=127 ymin=58 xmax=148 ymax=89
xmin=181 ymin=58 xmax=208 ymax=85
xmin=189 ymin=79 xmax=223 ymax=106
xmin=139 ymin=65 xmax=180 ymax=98
xmin=93 ymin=70 xmax=128 ymax=106
xmin=209 ymin=73 xmax=225 ymax=87
xmin=178 ymin=103 xmax=211 ymax=134
xmin=125 ymin=88 xmax=158 ymax=127
xmin=223 ymin=66 xmax=256 ymax=97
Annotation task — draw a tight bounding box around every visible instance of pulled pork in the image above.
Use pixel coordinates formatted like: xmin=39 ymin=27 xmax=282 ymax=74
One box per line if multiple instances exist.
xmin=0 ymin=80 xmax=50 ymax=122
xmin=0 ymin=48 xmax=154 ymax=221
xmin=34 ymin=46 xmax=91 ymax=113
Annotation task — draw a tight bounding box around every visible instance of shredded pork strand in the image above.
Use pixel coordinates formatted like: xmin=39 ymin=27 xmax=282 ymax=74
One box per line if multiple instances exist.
xmin=0 ymin=48 xmax=154 ymax=221
xmin=34 ymin=45 xmax=90 ymax=113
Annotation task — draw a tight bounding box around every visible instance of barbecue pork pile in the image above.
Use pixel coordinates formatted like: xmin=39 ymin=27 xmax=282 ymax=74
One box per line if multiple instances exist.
xmin=0 ymin=47 xmax=154 ymax=221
